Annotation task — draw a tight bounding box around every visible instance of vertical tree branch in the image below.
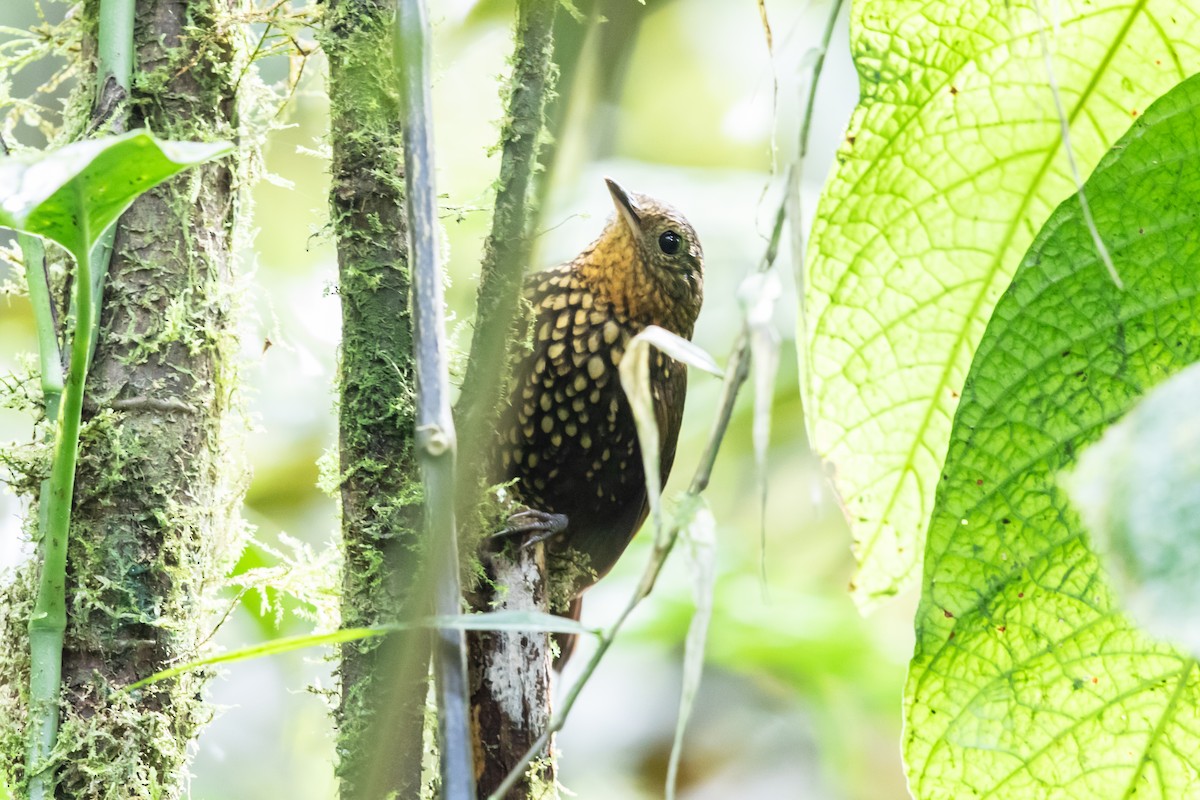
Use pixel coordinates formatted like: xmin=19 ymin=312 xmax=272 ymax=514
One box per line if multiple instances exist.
xmin=322 ymin=0 xmax=428 ymax=796
xmin=450 ymin=2 xmax=560 ymax=797
xmin=454 ymin=0 xmax=558 ymax=500
xmin=395 ymin=0 xmax=474 ymax=796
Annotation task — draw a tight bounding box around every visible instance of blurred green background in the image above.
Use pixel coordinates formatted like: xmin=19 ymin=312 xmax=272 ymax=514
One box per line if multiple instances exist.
xmin=0 ymin=1 xmax=916 ymax=797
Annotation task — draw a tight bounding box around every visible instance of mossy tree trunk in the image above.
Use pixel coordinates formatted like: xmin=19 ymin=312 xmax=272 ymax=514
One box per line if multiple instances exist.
xmin=0 ymin=0 xmax=246 ymax=797
xmin=323 ymin=1 xmax=429 ymax=797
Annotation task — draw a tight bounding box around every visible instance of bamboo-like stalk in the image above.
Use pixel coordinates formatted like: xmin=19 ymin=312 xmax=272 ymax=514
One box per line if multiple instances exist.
xmin=23 ymin=1 xmax=134 ymax=794
xmin=25 ymin=234 xmax=93 ymax=800
xmin=20 ymin=235 xmax=61 ymax=421
xmin=395 ymin=1 xmax=475 ymax=796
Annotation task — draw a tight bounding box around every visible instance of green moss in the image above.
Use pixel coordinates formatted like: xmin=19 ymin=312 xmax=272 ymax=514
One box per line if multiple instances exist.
xmin=0 ymin=0 xmax=251 ymax=796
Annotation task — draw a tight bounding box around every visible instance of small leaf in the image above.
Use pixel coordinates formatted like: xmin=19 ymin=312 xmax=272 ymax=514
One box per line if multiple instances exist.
xmin=666 ymin=497 xmax=717 ymax=800
xmin=0 ymin=129 xmax=233 ymax=259
xmin=126 ymin=611 xmax=597 ymax=690
xmin=434 ymin=610 xmax=598 ymax=635
xmin=1065 ymin=363 xmax=1200 ymax=656
xmin=619 ymin=326 xmax=721 ymax=543
xmin=740 ymin=271 xmax=782 ymax=578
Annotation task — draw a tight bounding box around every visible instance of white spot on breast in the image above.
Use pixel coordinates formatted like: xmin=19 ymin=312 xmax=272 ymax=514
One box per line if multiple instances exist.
xmin=587 ymin=356 xmax=605 ymax=380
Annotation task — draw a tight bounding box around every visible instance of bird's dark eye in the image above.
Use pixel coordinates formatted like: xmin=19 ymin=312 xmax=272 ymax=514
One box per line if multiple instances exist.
xmin=658 ymin=230 xmax=682 ymax=255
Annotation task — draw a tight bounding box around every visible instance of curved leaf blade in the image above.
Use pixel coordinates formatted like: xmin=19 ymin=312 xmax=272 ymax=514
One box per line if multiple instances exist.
xmin=803 ymin=0 xmax=1200 ymax=609
xmin=0 ymin=129 xmax=232 ymax=258
xmin=905 ymin=72 xmax=1200 ymax=800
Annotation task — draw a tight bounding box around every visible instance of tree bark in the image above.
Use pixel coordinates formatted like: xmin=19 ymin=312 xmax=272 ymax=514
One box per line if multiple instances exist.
xmin=468 ymin=544 xmax=556 ymax=799
xmin=0 ymin=0 xmax=245 ymax=797
xmin=323 ymin=1 xmax=429 ymax=797
xmin=456 ymin=2 xmax=560 ymax=797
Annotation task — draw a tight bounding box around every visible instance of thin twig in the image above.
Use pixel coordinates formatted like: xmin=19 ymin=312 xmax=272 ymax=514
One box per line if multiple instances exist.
xmin=395 ymin=1 xmax=474 ymax=797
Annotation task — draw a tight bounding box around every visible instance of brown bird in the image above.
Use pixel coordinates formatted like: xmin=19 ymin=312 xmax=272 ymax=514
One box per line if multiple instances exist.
xmin=492 ymin=178 xmax=704 ymax=662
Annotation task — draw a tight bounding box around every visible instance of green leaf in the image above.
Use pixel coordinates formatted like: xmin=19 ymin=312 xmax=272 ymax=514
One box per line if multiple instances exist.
xmin=803 ymin=0 xmax=1200 ymax=609
xmin=125 ymin=611 xmax=598 ymax=691
xmin=619 ymin=325 xmax=721 ymax=544
xmin=0 ymin=129 xmax=232 ymax=259
xmin=905 ymin=73 xmax=1200 ymax=799
xmin=1065 ymin=363 xmax=1200 ymax=657
xmin=665 ymin=497 xmax=716 ymax=800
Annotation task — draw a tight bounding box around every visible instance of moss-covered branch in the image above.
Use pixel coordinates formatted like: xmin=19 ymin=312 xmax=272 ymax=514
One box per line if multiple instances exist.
xmin=322 ymin=0 xmax=429 ymax=796
xmin=454 ymin=0 xmax=558 ymax=513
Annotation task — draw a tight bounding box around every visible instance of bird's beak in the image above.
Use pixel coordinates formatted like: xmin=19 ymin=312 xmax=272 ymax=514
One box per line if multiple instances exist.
xmin=605 ymin=177 xmax=641 ymax=235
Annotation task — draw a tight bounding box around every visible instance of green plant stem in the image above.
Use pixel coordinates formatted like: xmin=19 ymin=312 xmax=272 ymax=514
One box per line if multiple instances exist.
xmin=20 ymin=235 xmax=62 ymax=417
xmin=395 ymin=1 xmax=474 ymax=796
xmin=24 ymin=3 xmax=134 ymax=793
xmin=26 ymin=229 xmax=92 ymax=799
xmin=20 ymin=235 xmax=64 ymax=760
xmin=97 ymin=0 xmax=134 ymax=92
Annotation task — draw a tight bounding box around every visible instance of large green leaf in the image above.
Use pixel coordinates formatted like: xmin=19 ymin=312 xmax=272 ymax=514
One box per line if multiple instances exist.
xmin=0 ymin=129 xmax=232 ymax=258
xmin=905 ymin=73 xmax=1200 ymax=799
xmin=803 ymin=0 xmax=1200 ymax=609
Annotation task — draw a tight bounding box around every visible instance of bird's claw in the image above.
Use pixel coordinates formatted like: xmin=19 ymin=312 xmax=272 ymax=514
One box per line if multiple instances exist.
xmin=492 ymin=508 xmax=569 ymax=548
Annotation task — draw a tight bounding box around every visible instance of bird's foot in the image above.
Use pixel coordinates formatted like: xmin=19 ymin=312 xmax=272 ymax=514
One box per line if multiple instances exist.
xmin=492 ymin=508 xmax=569 ymax=548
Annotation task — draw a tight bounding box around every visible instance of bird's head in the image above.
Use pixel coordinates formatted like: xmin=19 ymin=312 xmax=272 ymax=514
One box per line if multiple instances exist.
xmin=576 ymin=178 xmax=704 ymax=334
